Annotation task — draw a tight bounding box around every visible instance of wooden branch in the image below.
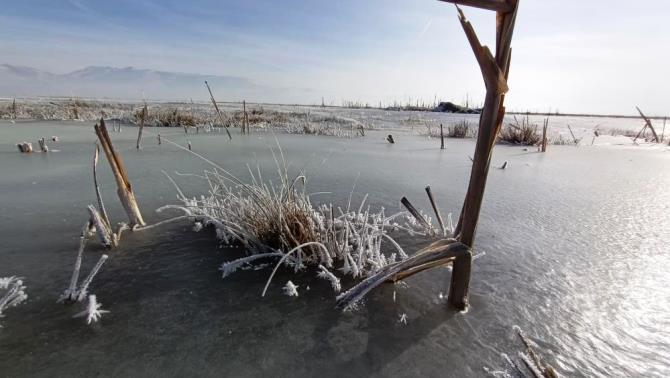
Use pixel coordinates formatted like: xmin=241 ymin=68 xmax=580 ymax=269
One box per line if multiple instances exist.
xmin=636 ymin=106 xmax=659 ymax=142
xmin=336 ymin=239 xmax=470 ymax=309
xmin=439 ymin=0 xmax=512 ymax=13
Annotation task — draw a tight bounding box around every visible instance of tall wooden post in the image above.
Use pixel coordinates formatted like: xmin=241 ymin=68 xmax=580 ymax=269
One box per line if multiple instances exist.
xmin=440 ymin=0 xmax=519 ymax=310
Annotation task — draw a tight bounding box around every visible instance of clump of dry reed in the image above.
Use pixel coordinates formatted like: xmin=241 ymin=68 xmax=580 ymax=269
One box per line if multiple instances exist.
xmin=160 ymin=147 xmax=439 ymax=295
xmin=499 ymin=116 xmax=542 ymax=145
xmin=447 ymin=120 xmax=475 ymax=138
xmin=136 ymin=108 xmax=197 ymax=127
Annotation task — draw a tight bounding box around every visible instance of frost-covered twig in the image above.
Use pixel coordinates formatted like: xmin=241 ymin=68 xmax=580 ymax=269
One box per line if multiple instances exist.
xmin=73 ymin=295 xmax=109 ymax=324
xmin=317 ymin=265 xmax=341 ymax=293
xmin=76 ymin=255 xmax=109 ymax=302
xmin=60 ymin=222 xmax=91 ymax=302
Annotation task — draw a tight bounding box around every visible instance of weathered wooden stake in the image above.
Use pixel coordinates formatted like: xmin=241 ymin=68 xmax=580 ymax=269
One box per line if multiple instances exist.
xmin=94 ymin=119 xmax=145 ymax=227
xmin=440 ymin=123 xmax=445 ymax=149
xmin=136 ymin=104 xmax=147 ymax=149
xmin=386 ymin=134 xmax=395 ymax=144
xmin=188 ymin=141 xmax=192 ymax=151
xmin=401 ymin=197 xmax=433 ymax=231
xmin=157 ymin=133 xmax=162 ymax=145
xmin=204 ymin=81 xmax=233 ymax=140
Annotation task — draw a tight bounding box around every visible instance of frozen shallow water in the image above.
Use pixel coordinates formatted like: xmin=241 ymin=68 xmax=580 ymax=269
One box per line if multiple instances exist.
xmin=0 ymin=119 xmax=669 ymax=377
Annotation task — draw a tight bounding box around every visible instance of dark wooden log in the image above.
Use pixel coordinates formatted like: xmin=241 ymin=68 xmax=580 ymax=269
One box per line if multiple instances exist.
xmin=425 ymin=186 xmax=446 ymax=235
xmin=401 ymin=197 xmax=432 ymax=231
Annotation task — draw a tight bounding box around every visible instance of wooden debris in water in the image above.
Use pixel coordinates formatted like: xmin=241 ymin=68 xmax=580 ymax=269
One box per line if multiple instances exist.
xmin=242 ymin=100 xmax=249 ymax=134
xmin=386 ymin=134 xmax=395 ymax=144
xmin=157 ymin=133 xmax=162 ymax=145
xmin=94 ymin=118 xmax=145 ymax=227
xmin=16 ymin=142 xmax=33 ymax=153
xmin=187 ymin=141 xmax=192 ymax=151
xmin=401 ymin=197 xmax=432 ymax=232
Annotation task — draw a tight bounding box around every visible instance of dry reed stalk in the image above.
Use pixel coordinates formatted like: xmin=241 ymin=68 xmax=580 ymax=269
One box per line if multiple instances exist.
xmin=567 ymin=124 xmax=579 ymax=145
xmin=94 ymin=119 xmax=145 ymax=227
xmin=38 ymin=138 xmax=49 ymax=153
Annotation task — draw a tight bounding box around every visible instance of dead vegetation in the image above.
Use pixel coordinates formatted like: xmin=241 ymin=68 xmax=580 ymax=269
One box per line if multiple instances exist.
xmin=448 ymin=120 xmax=476 ymax=138
xmin=499 ymin=116 xmax=542 ymax=145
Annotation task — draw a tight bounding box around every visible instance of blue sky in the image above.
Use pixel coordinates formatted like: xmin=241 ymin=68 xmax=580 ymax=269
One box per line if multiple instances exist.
xmin=2 ymin=0 xmax=669 ymax=114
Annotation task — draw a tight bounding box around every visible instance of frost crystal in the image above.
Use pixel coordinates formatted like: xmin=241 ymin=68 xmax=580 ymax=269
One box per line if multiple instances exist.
xmin=73 ymin=295 xmax=109 ymax=325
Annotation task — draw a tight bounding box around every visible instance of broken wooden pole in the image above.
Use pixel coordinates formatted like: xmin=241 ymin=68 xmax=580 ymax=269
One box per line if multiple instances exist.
xmin=94 ymin=119 xmax=146 ymax=227
xmin=635 ymin=106 xmax=659 ymax=143
xmin=446 ymin=0 xmax=519 ymax=310
xmin=188 ymin=141 xmax=192 ymax=151
xmin=136 ymin=104 xmax=147 ymax=149
xmin=157 ymin=133 xmax=162 ymax=145
xmin=204 ymin=81 xmax=233 ymax=140
xmin=440 ymin=123 xmax=445 ymax=149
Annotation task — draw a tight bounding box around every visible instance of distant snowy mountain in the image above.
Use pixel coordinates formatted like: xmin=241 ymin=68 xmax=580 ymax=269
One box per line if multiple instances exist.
xmin=0 ymin=64 xmax=302 ymax=102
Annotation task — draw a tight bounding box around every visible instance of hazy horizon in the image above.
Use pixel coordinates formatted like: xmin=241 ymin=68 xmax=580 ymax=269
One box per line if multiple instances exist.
xmin=2 ymin=0 xmax=669 ymax=115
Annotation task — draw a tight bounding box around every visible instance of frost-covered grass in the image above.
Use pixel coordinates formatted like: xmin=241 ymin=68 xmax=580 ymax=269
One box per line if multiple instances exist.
xmin=499 ymin=116 xmax=542 ymax=146
xmin=161 ymin=145 xmax=440 ymax=296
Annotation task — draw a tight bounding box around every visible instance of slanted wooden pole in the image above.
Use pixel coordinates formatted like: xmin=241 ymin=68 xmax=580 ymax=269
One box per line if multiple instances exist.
xmin=661 ymin=117 xmax=666 ymax=143
xmin=94 ymin=119 xmax=145 ymax=227
xmin=205 ymin=81 xmax=233 ymax=140
xmin=445 ymin=0 xmax=519 ymax=310
xmin=136 ymin=104 xmax=147 ymax=149
xmin=635 ymin=106 xmax=659 ymax=142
